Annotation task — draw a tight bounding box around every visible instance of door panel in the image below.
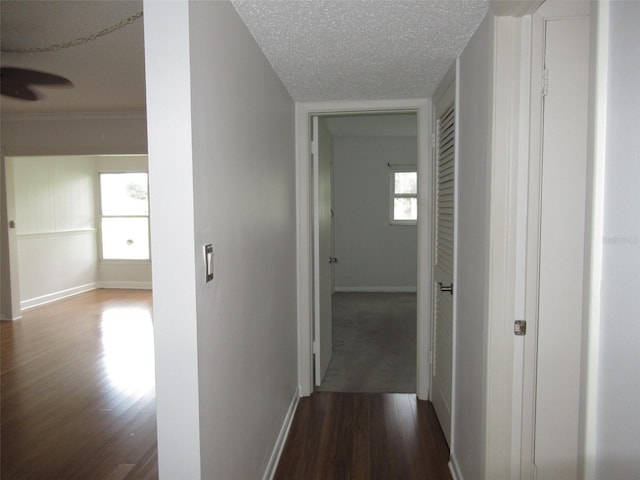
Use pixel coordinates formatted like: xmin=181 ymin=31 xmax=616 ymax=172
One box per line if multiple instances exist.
xmin=431 ymin=81 xmax=455 ymax=444
xmin=313 ymin=116 xmax=333 ymax=385
xmin=533 ymin=11 xmax=590 ymax=479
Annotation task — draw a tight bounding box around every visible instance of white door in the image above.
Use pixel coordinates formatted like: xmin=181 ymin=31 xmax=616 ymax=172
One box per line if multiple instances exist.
xmin=313 ymin=116 xmax=334 ymax=385
xmin=521 ymin=1 xmax=591 ymax=477
xmin=431 ymin=80 xmax=455 ymax=444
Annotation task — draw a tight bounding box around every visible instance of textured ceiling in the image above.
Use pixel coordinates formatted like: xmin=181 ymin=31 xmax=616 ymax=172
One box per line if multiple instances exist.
xmin=232 ymin=0 xmax=490 ymax=101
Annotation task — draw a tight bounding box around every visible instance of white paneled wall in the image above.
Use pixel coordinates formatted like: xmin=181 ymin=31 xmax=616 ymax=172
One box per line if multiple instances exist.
xmin=14 ymin=156 xmax=95 ymax=234
xmin=12 ymin=156 xmax=98 ymax=308
xmin=18 ymin=231 xmax=98 ymax=307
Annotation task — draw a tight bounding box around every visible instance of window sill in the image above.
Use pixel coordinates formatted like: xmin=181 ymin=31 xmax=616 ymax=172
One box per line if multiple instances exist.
xmin=99 ymin=259 xmax=152 ymax=265
xmin=390 ymin=221 xmax=417 ymax=226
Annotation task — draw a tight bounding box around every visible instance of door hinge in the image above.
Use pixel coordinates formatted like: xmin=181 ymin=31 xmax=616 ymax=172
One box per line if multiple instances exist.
xmin=428 ymin=349 xmax=434 ymax=364
xmin=514 ymin=320 xmax=527 ymax=336
xmin=313 ymin=340 xmax=319 ymax=355
xmin=542 ymin=68 xmax=549 ymax=97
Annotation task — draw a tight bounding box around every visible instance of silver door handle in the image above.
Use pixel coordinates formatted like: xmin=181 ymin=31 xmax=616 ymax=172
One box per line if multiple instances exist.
xmin=438 ymin=282 xmax=453 ymax=295
xmin=329 ymin=257 xmax=338 ymax=264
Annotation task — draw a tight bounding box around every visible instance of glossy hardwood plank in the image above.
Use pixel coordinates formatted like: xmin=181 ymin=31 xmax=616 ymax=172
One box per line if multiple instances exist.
xmin=274 ymin=392 xmax=451 ymax=480
xmin=1 ymin=289 xmax=158 ymax=479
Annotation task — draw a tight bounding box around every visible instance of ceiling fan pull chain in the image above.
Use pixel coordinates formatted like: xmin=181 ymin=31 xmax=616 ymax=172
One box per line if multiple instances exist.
xmin=1 ymin=11 xmax=143 ymax=54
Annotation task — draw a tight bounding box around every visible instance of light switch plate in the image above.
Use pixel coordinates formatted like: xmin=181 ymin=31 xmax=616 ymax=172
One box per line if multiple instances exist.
xmin=204 ymin=244 xmax=213 ymax=282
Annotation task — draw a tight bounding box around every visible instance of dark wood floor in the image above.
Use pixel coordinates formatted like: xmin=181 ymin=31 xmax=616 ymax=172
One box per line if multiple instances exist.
xmin=1 ymin=289 xmax=158 ymax=480
xmin=274 ymin=392 xmax=451 ymax=480
xmin=3 ymin=290 xmax=450 ymax=479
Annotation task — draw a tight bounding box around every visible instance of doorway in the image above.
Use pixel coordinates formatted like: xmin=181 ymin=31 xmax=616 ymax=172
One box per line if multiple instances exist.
xmin=312 ymin=113 xmax=419 ymax=393
xmin=295 ymin=99 xmax=433 ymax=400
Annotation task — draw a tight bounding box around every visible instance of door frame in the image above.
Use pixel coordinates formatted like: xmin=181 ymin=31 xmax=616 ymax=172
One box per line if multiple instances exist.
xmin=295 ymin=99 xmax=433 ymax=398
xmin=0 ymin=152 xmax=22 ymax=320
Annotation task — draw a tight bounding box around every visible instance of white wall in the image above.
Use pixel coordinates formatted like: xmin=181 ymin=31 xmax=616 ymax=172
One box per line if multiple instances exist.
xmin=11 ymin=156 xmax=97 ymax=308
xmin=189 ymin=2 xmax=297 ymax=477
xmin=452 ymin=13 xmax=494 ymax=480
xmin=333 ymin=135 xmax=417 ymax=291
xmin=144 ymin=1 xmax=201 ymax=477
xmin=596 ymin=1 xmax=640 ymax=477
xmin=0 ymin=113 xmax=147 ymax=156
xmin=144 ymin=1 xmax=298 ymax=478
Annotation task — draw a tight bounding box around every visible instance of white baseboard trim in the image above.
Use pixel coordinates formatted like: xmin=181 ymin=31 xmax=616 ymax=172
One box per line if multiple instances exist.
xmin=449 ymin=453 xmax=463 ymax=480
xmin=97 ymin=281 xmax=152 ymax=290
xmin=334 ymin=286 xmax=417 ymax=293
xmin=21 ymin=283 xmax=97 ymax=311
xmin=262 ymin=387 xmax=300 ymax=480
xmin=1 ymin=314 xmax=22 ymax=321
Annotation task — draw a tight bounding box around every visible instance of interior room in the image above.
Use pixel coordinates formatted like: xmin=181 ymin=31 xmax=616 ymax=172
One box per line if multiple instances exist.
xmin=313 ymin=113 xmax=419 ymax=393
xmin=1 ymin=1 xmax=639 ymax=479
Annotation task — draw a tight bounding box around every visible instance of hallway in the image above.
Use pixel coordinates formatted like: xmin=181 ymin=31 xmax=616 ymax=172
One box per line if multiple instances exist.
xmin=274 ymin=392 xmax=450 ymax=479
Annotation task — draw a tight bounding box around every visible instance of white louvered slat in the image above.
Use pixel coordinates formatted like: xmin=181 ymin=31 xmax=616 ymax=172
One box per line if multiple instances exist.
xmin=435 ymin=103 xmax=455 ymax=276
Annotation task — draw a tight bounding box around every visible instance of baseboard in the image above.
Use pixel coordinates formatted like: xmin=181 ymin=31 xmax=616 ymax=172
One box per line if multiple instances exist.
xmin=97 ymin=281 xmax=152 ymax=290
xmin=21 ymin=283 xmax=97 ymax=311
xmin=1 ymin=314 xmax=22 ymax=321
xmin=449 ymin=452 xmax=463 ymax=480
xmin=334 ymin=286 xmax=417 ymax=293
xmin=262 ymin=387 xmax=300 ymax=480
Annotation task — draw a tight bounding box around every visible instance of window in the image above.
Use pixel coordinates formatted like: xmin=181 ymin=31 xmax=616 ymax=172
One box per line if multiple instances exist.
xmin=390 ymin=168 xmax=417 ymax=225
xmin=99 ymin=173 xmax=150 ymax=260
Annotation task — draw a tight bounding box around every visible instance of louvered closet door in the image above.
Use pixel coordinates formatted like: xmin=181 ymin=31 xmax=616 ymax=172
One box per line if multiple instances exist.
xmin=432 ymin=81 xmax=455 ymax=445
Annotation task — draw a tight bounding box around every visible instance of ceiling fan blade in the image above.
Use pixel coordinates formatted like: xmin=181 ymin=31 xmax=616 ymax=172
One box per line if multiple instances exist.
xmin=0 ymin=82 xmax=39 ymax=101
xmin=1 ymin=67 xmax=72 ymax=86
xmin=1 ymin=67 xmax=73 ymax=101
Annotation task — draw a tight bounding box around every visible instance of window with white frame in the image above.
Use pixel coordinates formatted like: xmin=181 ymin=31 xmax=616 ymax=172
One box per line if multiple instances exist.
xmin=390 ymin=168 xmax=418 ymax=225
xmin=99 ymin=173 xmax=150 ymax=260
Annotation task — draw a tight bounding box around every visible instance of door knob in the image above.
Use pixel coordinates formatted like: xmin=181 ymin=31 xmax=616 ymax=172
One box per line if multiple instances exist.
xmin=329 ymin=257 xmax=338 ymax=264
xmin=438 ymin=282 xmax=453 ymax=295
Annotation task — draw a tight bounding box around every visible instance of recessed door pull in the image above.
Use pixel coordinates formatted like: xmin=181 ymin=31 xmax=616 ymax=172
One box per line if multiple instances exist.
xmin=438 ymin=282 xmax=454 ymax=295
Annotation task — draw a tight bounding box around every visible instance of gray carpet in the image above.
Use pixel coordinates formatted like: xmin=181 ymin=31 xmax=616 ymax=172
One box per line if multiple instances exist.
xmin=317 ymin=292 xmax=417 ymax=393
